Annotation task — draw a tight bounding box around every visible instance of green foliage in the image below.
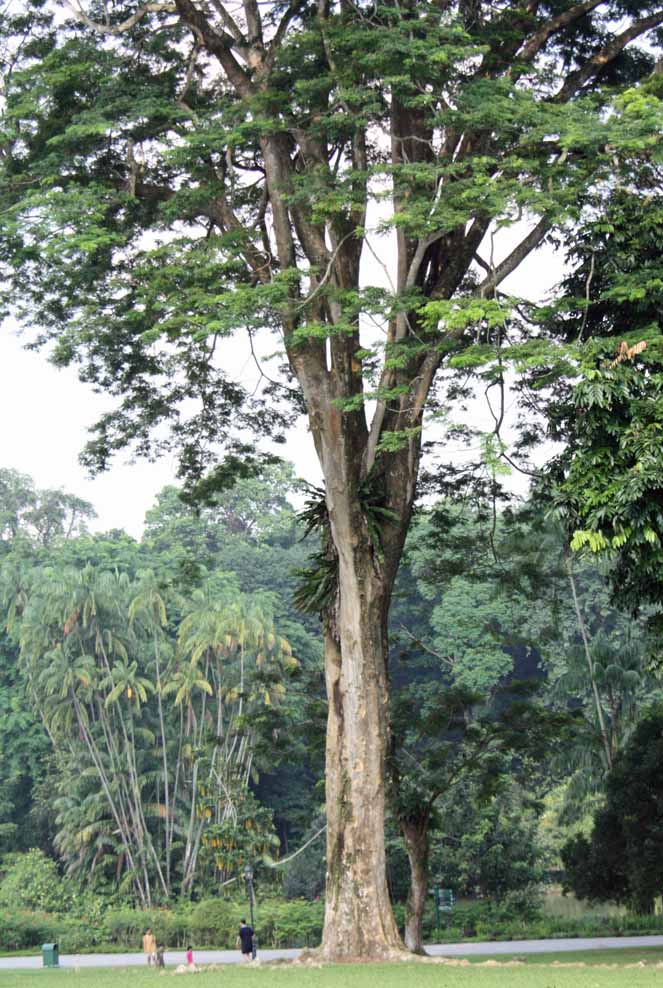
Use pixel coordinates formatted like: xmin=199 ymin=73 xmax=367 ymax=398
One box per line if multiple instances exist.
xmin=0 ymin=465 xmax=318 ymax=904
xmin=5 ymin=894 xmax=663 ymax=953
xmin=554 ymin=341 xmax=663 ymax=615
xmin=0 ymin=635 xmax=49 ymax=854
xmin=0 ymin=849 xmax=70 ymax=913
xmin=540 ymin=193 xmax=663 ymax=616
xmin=189 ymin=896 xmax=324 ymax=948
xmin=0 ymin=469 xmax=95 ymax=548
xmin=0 ymin=910 xmax=56 ymax=951
xmin=0 ymin=898 xmax=326 ymax=951
xmin=103 ymin=909 xmax=189 ymax=949
xmin=562 ymin=705 xmax=663 ymax=913
xmin=198 ymin=790 xmax=280 ymax=881
xmin=281 ymin=816 xmax=326 ymax=902
xmin=254 ymin=898 xmax=325 ymax=949
xmin=189 ymin=899 xmax=236 ymax=946
xmin=430 ymin=783 xmax=545 ymax=902
xmin=1 ymin=0 xmax=658 ymax=566
xmin=294 ymin=471 xmax=397 ymax=619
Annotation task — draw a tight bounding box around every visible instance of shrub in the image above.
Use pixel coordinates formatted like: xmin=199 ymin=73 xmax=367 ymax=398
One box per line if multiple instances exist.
xmin=189 ymin=899 xmax=238 ymax=947
xmin=255 ymin=898 xmax=324 ymax=948
xmin=57 ymin=919 xmax=98 ymax=952
xmin=103 ymin=909 xmax=148 ymax=945
xmin=5 ymin=894 xmax=663 ymax=954
xmin=0 ymin=910 xmax=56 ymax=951
xmin=0 ymin=850 xmax=71 ymax=913
xmin=103 ymin=909 xmax=183 ymax=948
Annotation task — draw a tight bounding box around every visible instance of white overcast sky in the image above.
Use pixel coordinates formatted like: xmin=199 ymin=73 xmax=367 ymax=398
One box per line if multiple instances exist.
xmin=0 ymin=225 xmax=563 ymax=538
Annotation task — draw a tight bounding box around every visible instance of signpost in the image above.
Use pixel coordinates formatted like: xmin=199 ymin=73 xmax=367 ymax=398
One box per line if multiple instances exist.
xmin=431 ymin=887 xmax=455 ymax=930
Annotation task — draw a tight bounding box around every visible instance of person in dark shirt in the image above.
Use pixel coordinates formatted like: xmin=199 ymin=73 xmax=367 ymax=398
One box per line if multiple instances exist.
xmin=237 ymin=919 xmax=254 ymax=961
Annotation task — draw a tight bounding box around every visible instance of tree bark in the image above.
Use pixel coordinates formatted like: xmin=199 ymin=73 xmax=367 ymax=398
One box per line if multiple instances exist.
xmin=319 ymin=538 xmax=404 ymax=959
xmin=401 ymin=816 xmax=430 ymax=955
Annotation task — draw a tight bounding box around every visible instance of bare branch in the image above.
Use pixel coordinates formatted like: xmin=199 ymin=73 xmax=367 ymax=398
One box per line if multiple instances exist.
xmin=64 ymin=0 xmax=175 ymax=35
xmin=473 ymin=252 xmax=491 ymax=274
xmin=208 ymin=0 xmax=245 ymax=45
xmin=295 ymin=232 xmax=354 ymax=312
xmin=556 ymin=9 xmax=663 ymax=102
xmin=207 ymin=197 xmax=273 ymax=283
xmin=476 ymin=216 xmax=549 ymax=296
xmin=243 ymin=0 xmax=262 ymax=45
xmin=266 ymin=0 xmax=307 ymax=67
xmin=177 ymin=41 xmax=201 ymax=119
xmin=518 ymin=0 xmax=606 ymax=64
xmin=398 ymin=625 xmax=454 ymax=667
xmin=174 ymin=0 xmax=254 ymax=98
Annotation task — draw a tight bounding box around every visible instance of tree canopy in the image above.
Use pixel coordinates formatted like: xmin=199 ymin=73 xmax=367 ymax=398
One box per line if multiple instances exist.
xmin=562 ymin=705 xmax=663 ymax=913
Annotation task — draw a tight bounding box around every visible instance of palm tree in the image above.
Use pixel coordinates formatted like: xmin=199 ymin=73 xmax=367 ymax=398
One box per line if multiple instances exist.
xmin=17 ymin=565 xmax=159 ymax=904
xmin=174 ymin=581 xmax=296 ymax=893
xmin=129 ymin=571 xmax=176 ymax=888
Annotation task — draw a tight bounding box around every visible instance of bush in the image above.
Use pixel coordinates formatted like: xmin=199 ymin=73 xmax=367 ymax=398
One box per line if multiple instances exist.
xmin=189 ymin=899 xmax=238 ymax=947
xmin=103 ymin=909 xmax=187 ymax=949
xmin=0 ymin=850 xmax=71 ymax=913
xmin=0 ymin=910 xmax=56 ymax=951
xmin=103 ymin=909 xmax=148 ymax=945
xmin=188 ymin=896 xmax=324 ymax=949
xmin=255 ymin=898 xmax=324 ymax=948
xmin=57 ymin=918 xmax=98 ymax=952
xmin=5 ymin=894 xmax=663 ymax=953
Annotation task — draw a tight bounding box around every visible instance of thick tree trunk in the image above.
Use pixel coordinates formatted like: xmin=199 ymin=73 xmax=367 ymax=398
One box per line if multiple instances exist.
xmin=402 ymin=816 xmax=430 ymax=955
xmin=319 ymin=541 xmax=405 ymax=960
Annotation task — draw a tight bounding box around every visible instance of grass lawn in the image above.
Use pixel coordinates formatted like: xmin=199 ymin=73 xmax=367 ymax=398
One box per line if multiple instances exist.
xmin=2 ymin=959 xmax=663 ymax=988
xmin=458 ymin=947 xmax=663 ymax=965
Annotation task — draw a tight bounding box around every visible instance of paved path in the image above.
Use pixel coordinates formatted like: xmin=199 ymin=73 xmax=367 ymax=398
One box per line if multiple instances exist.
xmin=3 ymin=936 xmax=663 ymax=969
xmin=427 ymin=935 xmax=663 ymax=956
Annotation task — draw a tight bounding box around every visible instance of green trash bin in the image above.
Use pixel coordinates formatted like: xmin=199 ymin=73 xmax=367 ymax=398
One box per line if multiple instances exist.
xmin=42 ymin=943 xmax=59 ymax=968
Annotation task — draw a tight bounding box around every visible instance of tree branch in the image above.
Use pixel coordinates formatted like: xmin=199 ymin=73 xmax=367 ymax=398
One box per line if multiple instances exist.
xmin=266 ymin=0 xmax=307 ymax=69
xmin=243 ymin=0 xmax=262 ymax=45
xmin=177 ymin=41 xmax=201 ymax=118
xmin=476 ymin=216 xmax=549 ymax=296
xmin=173 ymin=0 xmax=254 ymax=98
xmin=518 ymin=0 xmax=607 ymax=64
xmin=64 ymin=0 xmax=175 ymax=35
xmin=206 ymin=198 xmax=273 ymax=283
xmin=208 ymin=0 xmax=246 ymax=47
xmin=555 ymin=9 xmax=663 ymax=102
xmin=398 ymin=625 xmax=454 ymax=667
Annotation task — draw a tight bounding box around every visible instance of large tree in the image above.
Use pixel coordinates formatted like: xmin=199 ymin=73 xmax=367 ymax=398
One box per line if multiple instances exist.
xmin=2 ymin=0 xmax=663 ymax=958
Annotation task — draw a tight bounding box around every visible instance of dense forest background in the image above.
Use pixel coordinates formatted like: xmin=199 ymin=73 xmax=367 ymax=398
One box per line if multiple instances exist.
xmin=1 ymin=459 xmax=660 ymax=930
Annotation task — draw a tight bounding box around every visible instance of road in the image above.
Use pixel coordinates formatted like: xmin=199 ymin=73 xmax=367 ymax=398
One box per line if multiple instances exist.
xmin=3 ymin=936 xmax=663 ymax=969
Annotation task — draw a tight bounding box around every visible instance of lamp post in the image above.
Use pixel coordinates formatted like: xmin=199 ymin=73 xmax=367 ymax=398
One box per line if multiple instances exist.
xmin=243 ymin=864 xmax=257 ymax=960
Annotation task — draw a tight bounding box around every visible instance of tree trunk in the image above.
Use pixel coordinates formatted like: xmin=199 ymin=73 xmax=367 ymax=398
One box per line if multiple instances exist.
xmin=564 ymin=551 xmax=613 ymax=770
xmin=402 ymin=816 xmax=430 ymax=955
xmin=319 ymin=540 xmax=404 ymax=960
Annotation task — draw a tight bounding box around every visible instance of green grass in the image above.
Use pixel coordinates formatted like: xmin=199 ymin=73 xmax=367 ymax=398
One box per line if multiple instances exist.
xmin=458 ymin=947 xmax=663 ymax=965
xmin=542 ymin=890 xmax=626 ymax=919
xmin=2 ymin=960 xmax=663 ymax=988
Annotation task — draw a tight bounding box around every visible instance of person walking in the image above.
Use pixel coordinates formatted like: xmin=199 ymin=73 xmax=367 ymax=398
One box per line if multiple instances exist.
xmin=142 ymin=928 xmax=157 ymax=967
xmin=237 ymin=919 xmax=254 ymax=961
